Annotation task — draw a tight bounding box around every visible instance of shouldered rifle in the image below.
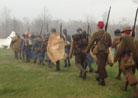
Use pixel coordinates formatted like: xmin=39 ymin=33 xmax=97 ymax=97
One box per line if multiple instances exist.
xmin=87 ymin=23 xmax=90 ymax=34
xmin=105 ymin=6 xmax=111 ymax=32
xmin=39 ymin=24 xmax=43 ymax=36
xmin=60 ymin=23 xmax=62 ymax=37
xmin=47 ymin=23 xmax=49 ymax=32
xmin=132 ymin=7 xmax=138 ymax=37
xmin=27 ymin=26 xmax=30 ymax=32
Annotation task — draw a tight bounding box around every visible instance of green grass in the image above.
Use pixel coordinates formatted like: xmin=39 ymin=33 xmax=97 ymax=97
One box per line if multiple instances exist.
xmin=0 ymin=49 xmax=137 ymax=98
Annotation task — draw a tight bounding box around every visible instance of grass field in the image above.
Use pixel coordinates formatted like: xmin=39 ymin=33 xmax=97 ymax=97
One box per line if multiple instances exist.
xmin=0 ymin=49 xmax=137 ymax=98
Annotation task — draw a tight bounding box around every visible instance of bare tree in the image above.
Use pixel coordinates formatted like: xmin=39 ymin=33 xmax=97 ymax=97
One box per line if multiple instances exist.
xmin=132 ymin=0 xmax=138 ymax=3
xmin=22 ymin=17 xmax=30 ymax=33
xmin=0 ymin=7 xmax=12 ymax=37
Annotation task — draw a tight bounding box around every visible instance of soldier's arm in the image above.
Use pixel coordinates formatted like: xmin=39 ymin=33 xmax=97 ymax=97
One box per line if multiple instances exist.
xmin=114 ymin=40 xmax=125 ymax=62
xmin=69 ymin=40 xmax=75 ymax=58
xmin=85 ymin=33 xmax=97 ymax=53
xmin=107 ymin=33 xmax=112 ymax=47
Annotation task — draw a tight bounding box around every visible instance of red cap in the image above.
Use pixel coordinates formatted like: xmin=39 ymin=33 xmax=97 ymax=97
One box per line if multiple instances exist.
xmin=123 ymin=30 xmax=131 ymax=35
xmin=97 ymin=21 xmax=104 ymax=29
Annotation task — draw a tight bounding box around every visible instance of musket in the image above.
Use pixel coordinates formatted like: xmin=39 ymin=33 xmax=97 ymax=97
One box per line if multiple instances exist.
xmin=132 ymin=7 xmax=138 ymax=37
xmin=27 ymin=26 xmax=30 ymax=32
xmin=60 ymin=23 xmax=62 ymax=37
xmin=47 ymin=23 xmax=49 ymax=32
xmin=39 ymin=24 xmax=43 ymax=36
xmin=87 ymin=23 xmax=90 ymax=34
xmin=105 ymin=6 xmax=111 ymax=32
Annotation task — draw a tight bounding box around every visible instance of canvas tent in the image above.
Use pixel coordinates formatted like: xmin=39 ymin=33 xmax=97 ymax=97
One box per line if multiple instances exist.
xmin=0 ymin=31 xmax=16 ymax=48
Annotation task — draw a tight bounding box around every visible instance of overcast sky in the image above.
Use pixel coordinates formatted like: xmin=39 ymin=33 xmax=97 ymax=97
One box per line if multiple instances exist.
xmin=0 ymin=0 xmax=137 ymax=24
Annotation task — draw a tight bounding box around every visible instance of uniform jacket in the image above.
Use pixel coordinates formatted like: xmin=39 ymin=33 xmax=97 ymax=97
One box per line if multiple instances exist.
xmin=114 ymin=35 xmax=138 ymax=64
xmin=61 ymin=33 xmax=72 ymax=49
xmin=86 ymin=29 xmax=112 ymax=54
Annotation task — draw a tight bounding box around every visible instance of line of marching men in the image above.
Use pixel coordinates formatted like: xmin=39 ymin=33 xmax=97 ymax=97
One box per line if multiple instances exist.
xmin=10 ymin=21 xmax=138 ymax=98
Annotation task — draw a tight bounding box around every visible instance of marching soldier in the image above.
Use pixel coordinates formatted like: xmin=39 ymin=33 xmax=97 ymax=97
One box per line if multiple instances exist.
xmin=114 ymin=26 xmax=138 ymax=98
xmin=44 ymin=32 xmax=52 ymax=67
xmin=61 ymin=29 xmax=72 ymax=67
xmin=84 ymin=21 xmax=112 ymax=86
xmin=70 ymin=28 xmax=88 ymax=80
xmin=111 ymin=29 xmax=122 ymax=80
xmin=32 ymin=35 xmax=44 ymax=65
xmin=20 ymin=34 xmax=26 ymax=61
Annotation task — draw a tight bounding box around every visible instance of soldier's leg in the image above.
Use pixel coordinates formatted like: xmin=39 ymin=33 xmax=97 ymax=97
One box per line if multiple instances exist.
xmin=38 ymin=52 xmax=43 ymax=65
xmin=125 ymin=67 xmax=138 ymax=97
xmin=116 ymin=60 xmax=122 ymax=80
xmin=25 ymin=48 xmax=29 ymax=62
xmin=96 ymin=52 xmax=108 ymax=86
xmin=65 ymin=48 xmax=70 ymax=67
xmin=75 ymin=55 xmax=86 ymax=78
xmin=131 ymin=84 xmax=138 ymax=98
xmin=56 ymin=61 xmax=60 ymax=71
xmin=87 ymin=53 xmax=94 ymax=72
xmin=22 ymin=50 xmax=25 ymax=61
xmin=64 ymin=59 xmax=67 ymax=67
xmin=14 ymin=51 xmax=17 ymax=59
xmin=120 ymin=81 xmax=129 ymax=91
xmin=33 ymin=52 xmax=37 ymax=63
xmin=67 ymin=54 xmax=71 ymax=67
xmin=45 ymin=52 xmax=52 ymax=67
xmin=81 ymin=55 xmax=87 ymax=80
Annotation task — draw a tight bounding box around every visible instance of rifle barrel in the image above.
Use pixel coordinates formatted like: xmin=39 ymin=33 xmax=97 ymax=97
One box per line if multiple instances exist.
xmin=105 ymin=6 xmax=111 ymax=32
xmin=132 ymin=7 xmax=138 ymax=37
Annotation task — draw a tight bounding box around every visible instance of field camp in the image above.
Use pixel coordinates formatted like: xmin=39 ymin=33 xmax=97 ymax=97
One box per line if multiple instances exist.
xmin=1 ymin=0 xmax=138 ymax=98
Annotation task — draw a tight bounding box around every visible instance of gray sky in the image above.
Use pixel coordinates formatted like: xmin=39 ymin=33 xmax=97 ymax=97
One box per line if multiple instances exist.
xmin=0 ymin=0 xmax=137 ymax=24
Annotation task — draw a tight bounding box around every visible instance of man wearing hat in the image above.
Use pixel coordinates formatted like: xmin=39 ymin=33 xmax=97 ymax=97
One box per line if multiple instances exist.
xmin=61 ymin=29 xmax=72 ymax=67
xmin=114 ymin=25 xmax=138 ymax=98
xmin=32 ymin=35 xmax=44 ymax=65
xmin=84 ymin=21 xmax=112 ymax=86
xmin=112 ymin=29 xmax=122 ymax=80
xmin=70 ymin=28 xmax=88 ymax=80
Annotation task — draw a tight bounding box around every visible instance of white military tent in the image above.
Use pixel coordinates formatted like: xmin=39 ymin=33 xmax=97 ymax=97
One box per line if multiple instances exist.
xmin=0 ymin=31 xmax=16 ymax=48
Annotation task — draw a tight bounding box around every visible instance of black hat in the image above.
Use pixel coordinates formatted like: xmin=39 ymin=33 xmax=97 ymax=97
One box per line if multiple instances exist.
xmin=51 ymin=28 xmax=56 ymax=32
xmin=63 ymin=29 xmax=67 ymax=33
xmin=77 ymin=27 xmax=82 ymax=33
xmin=114 ymin=29 xmax=121 ymax=34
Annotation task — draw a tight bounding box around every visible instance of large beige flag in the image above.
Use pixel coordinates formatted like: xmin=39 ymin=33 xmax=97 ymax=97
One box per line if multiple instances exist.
xmin=47 ymin=33 xmax=67 ymax=64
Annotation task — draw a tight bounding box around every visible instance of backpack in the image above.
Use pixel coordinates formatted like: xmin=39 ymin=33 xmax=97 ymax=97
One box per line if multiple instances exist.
xmin=72 ymin=32 xmax=88 ymax=55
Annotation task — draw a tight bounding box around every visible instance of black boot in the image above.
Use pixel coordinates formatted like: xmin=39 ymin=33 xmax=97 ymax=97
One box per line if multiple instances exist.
xmin=79 ymin=71 xmax=82 ymax=78
xmin=64 ymin=60 xmax=67 ymax=67
xmin=120 ymin=81 xmax=128 ymax=91
xmin=56 ymin=61 xmax=60 ymax=71
xmin=64 ymin=64 xmax=67 ymax=67
xmin=95 ymin=70 xmax=99 ymax=73
xmin=98 ymin=79 xmax=105 ymax=86
xmin=89 ymin=68 xmax=93 ymax=73
xmin=68 ymin=63 xmax=71 ymax=67
xmin=83 ymin=71 xmax=87 ymax=80
xmin=96 ymin=77 xmax=100 ymax=81
xmin=34 ymin=59 xmax=36 ymax=63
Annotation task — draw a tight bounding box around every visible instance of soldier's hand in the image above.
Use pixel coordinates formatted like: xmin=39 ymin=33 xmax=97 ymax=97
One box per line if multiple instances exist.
xmin=70 ymin=54 xmax=72 ymax=58
xmin=109 ymin=63 xmax=114 ymax=67
xmin=82 ymin=49 xmax=87 ymax=54
xmin=64 ymin=41 xmax=67 ymax=46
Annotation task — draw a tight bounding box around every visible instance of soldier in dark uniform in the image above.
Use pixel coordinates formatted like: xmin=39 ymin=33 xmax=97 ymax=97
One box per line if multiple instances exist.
xmin=32 ymin=35 xmax=44 ymax=65
xmin=111 ymin=29 xmax=122 ymax=80
xmin=44 ymin=32 xmax=52 ymax=67
xmin=70 ymin=28 xmax=88 ymax=80
xmin=61 ymin=29 xmax=72 ymax=67
xmin=20 ymin=34 xmax=26 ymax=61
xmin=85 ymin=21 xmax=112 ymax=86
xmin=114 ymin=26 xmax=138 ymax=98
